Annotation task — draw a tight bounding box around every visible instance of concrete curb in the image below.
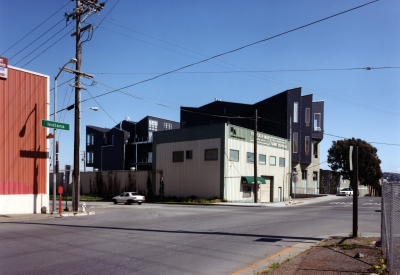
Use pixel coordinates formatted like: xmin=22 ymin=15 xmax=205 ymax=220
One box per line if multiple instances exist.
xmin=234 ymin=232 xmax=381 ymax=275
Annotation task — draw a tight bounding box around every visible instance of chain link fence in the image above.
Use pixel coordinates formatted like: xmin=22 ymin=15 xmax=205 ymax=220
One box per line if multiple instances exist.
xmin=381 ymin=182 xmax=400 ymax=274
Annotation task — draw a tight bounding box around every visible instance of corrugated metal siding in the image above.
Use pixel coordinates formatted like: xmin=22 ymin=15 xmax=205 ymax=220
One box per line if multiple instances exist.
xmin=0 ymin=67 xmax=48 ymax=194
xmin=156 ymin=138 xmax=221 ymax=198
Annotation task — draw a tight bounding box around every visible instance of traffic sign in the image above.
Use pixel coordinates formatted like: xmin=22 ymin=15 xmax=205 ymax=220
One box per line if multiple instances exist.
xmin=41 ymin=120 xmax=70 ymax=131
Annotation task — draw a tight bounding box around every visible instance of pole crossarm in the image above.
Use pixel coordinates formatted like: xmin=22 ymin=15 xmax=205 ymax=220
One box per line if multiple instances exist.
xmin=62 ymin=67 xmax=93 ymax=78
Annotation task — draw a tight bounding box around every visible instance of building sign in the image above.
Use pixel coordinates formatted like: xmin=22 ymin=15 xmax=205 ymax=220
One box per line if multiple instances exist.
xmin=250 ymin=131 xmax=288 ymax=149
xmin=0 ymin=56 xmax=8 ymax=80
xmin=228 ymin=125 xmax=288 ymax=150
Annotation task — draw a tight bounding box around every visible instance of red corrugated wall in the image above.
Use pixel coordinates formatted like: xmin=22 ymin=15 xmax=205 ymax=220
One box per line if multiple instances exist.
xmin=0 ymin=67 xmax=48 ymax=194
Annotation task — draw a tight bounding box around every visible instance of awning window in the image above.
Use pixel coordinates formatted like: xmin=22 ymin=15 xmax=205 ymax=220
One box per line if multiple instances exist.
xmin=241 ymin=176 xmax=266 ymax=184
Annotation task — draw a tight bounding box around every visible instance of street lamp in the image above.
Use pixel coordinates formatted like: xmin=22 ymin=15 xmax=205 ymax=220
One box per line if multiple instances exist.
xmin=52 ymin=58 xmax=77 ymax=214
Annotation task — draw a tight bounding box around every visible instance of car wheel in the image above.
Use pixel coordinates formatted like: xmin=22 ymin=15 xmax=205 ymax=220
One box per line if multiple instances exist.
xmin=113 ymin=199 xmax=117 ymax=204
xmin=138 ymin=202 xmax=142 ymax=205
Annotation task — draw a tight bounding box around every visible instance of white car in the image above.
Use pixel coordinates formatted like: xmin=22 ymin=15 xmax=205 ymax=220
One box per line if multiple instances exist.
xmin=113 ymin=192 xmax=145 ymax=205
xmin=338 ymin=188 xmax=353 ymax=196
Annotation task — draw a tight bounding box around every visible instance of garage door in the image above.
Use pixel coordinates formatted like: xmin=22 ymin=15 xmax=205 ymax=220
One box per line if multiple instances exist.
xmin=260 ymin=177 xmax=271 ymax=203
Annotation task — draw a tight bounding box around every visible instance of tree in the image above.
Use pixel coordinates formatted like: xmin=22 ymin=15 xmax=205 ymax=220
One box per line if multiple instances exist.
xmin=327 ymin=138 xmax=382 ymax=194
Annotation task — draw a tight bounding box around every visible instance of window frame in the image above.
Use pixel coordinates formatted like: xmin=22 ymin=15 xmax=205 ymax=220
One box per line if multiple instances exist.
xmin=172 ymin=151 xmax=184 ymax=162
xmin=269 ymin=156 xmax=276 ymax=166
xmin=204 ymin=148 xmax=218 ymax=161
xmin=305 ymin=108 xmax=310 ymax=125
xmin=259 ymin=154 xmax=266 ymax=165
xmin=305 ymin=136 xmax=310 ymax=156
xmin=314 ymin=113 xmax=321 ymax=131
xmin=229 ymin=149 xmax=239 ymax=162
xmin=247 ymin=152 xmax=254 ymax=163
xmin=293 ymin=102 xmax=299 ymax=123
xmin=293 ymin=132 xmax=298 ymax=153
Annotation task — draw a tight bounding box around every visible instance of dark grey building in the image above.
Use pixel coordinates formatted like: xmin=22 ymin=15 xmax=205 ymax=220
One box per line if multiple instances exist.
xmin=86 ymin=116 xmax=179 ymax=171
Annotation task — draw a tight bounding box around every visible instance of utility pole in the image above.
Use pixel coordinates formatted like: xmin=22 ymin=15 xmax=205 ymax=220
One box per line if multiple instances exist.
xmin=253 ymin=109 xmax=258 ymax=203
xmin=351 ymin=146 xmax=359 ymax=237
xmin=65 ymin=0 xmax=105 ymax=211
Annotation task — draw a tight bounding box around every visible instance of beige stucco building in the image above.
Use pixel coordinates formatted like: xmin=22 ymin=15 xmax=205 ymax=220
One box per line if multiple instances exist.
xmin=153 ymin=123 xmax=290 ymax=203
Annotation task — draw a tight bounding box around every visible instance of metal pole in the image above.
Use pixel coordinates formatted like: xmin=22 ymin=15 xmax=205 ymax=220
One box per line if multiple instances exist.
xmin=52 ymin=77 xmax=57 ymax=214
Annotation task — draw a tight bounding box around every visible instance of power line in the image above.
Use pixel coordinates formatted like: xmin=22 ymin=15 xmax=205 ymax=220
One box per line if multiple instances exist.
xmin=89 ymin=66 xmax=399 ymax=75
xmin=1 ymin=1 xmax=71 ymax=56
xmin=73 ymin=0 xmax=380 ymax=104
xmin=21 ymin=26 xmax=74 ymax=68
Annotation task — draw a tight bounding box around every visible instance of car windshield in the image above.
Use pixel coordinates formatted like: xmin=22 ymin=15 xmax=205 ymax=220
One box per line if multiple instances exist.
xmin=131 ymin=192 xmax=138 ymax=195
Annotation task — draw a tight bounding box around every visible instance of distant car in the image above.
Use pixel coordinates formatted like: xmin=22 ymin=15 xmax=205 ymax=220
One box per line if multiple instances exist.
xmin=113 ymin=192 xmax=145 ymax=205
xmin=338 ymin=188 xmax=353 ymax=196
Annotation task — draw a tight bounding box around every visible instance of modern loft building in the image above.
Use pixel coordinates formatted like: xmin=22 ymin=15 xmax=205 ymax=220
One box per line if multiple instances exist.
xmin=153 ymin=123 xmax=290 ymax=202
xmin=180 ymin=87 xmax=324 ymax=195
xmin=86 ymin=115 xmax=179 ymax=171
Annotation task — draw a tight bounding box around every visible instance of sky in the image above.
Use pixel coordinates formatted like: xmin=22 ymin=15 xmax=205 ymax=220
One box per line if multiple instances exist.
xmin=1 ymin=0 xmax=399 ymax=173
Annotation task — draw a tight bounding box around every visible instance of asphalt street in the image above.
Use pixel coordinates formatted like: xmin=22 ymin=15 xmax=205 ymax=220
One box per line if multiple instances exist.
xmin=0 ymin=196 xmax=381 ymax=275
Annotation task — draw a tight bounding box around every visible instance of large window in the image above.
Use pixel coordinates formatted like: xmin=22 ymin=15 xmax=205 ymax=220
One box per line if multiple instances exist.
xmin=293 ymin=132 xmax=298 ymax=153
xmin=230 ymin=150 xmax=239 ymax=161
xmin=305 ymin=136 xmax=310 ymax=156
xmin=173 ymin=151 xmax=184 ymax=162
xmin=164 ymin=122 xmax=172 ymax=130
xmin=205 ymin=149 xmax=218 ymax=161
xmin=247 ymin=152 xmax=254 ymax=163
xmin=314 ymin=113 xmax=321 ymax=131
xmin=87 ymin=151 xmax=93 ymax=164
xmin=87 ymin=134 xmax=94 ymax=146
xmin=279 ymin=157 xmax=285 ymax=167
xmin=293 ymin=102 xmax=299 ymax=123
xmin=259 ymin=154 xmax=266 ymax=165
xmin=270 ymin=156 xmax=276 ymax=166
xmin=149 ymin=119 xmax=158 ymax=131
xmin=243 ymin=186 xmax=252 ymax=198
xmin=305 ymin=108 xmax=310 ymax=126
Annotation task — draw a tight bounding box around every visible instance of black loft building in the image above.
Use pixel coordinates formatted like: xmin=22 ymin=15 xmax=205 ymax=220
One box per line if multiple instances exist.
xmin=86 ymin=116 xmax=180 ymax=171
xmin=181 ymin=87 xmax=324 ymax=193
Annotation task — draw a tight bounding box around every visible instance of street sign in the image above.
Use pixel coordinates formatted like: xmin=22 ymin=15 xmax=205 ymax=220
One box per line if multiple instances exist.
xmin=41 ymin=120 xmax=70 ymax=131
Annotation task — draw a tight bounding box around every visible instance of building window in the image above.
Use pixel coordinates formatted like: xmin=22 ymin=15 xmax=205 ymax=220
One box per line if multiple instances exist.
xmin=293 ymin=102 xmax=299 ymax=123
xmin=305 ymin=108 xmax=310 ymax=126
xmin=205 ymin=149 xmax=218 ymax=161
xmin=149 ymin=119 xmax=158 ymax=131
xmin=87 ymin=134 xmax=94 ymax=145
xmin=148 ymin=131 xmax=153 ymax=142
xmin=270 ymin=156 xmax=276 ymax=166
xmin=313 ymin=141 xmax=318 ymax=158
xmin=164 ymin=122 xmax=172 ymax=130
xmin=293 ymin=132 xmax=298 ymax=153
xmin=259 ymin=154 xmax=266 ymax=165
xmin=186 ymin=150 xmax=193 ymax=159
xmin=305 ymin=136 xmax=310 ymax=156
xmin=314 ymin=113 xmax=321 ymax=131
xmin=279 ymin=157 xmax=285 ymax=167
xmin=247 ymin=152 xmax=254 ymax=163
xmin=87 ymin=151 xmax=93 ymax=164
xmin=230 ymin=149 xmax=239 ymax=161
xmin=173 ymin=151 xmax=184 ymax=162
xmin=243 ymin=186 xmax=252 ymax=198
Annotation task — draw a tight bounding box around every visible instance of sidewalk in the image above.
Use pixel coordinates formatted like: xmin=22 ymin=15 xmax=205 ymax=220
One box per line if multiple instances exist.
xmin=213 ymin=194 xmax=344 ymax=207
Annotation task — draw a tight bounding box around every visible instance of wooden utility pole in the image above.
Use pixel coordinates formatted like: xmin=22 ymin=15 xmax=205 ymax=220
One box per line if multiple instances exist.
xmin=253 ymin=109 xmax=258 ymax=203
xmin=65 ymin=0 xmax=105 ymax=211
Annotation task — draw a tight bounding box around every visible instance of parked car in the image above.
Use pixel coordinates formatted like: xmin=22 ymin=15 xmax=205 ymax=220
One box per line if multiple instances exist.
xmin=338 ymin=188 xmax=353 ymax=196
xmin=113 ymin=192 xmax=145 ymax=205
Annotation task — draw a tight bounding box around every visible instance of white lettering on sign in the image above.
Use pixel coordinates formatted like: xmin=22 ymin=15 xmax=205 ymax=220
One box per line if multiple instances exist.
xmin=250 ymin=131 xmax=287 ymax=149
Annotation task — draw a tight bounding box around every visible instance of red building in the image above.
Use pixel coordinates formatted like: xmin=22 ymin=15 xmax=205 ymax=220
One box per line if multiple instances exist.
xmin=0 ymin=61 xmax=50 ymax=214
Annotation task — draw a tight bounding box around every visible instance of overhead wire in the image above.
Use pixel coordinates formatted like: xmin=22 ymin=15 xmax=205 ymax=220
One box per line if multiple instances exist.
xmin=70 ymin=0 xmax=380 ymax=106
xmin=1 ymin=1 xmax=71 ymax=56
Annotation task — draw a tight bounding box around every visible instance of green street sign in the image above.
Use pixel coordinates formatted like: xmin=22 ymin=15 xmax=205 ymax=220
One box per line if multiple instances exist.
xmin=41 ymin=120 xmax=70 ymax=131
